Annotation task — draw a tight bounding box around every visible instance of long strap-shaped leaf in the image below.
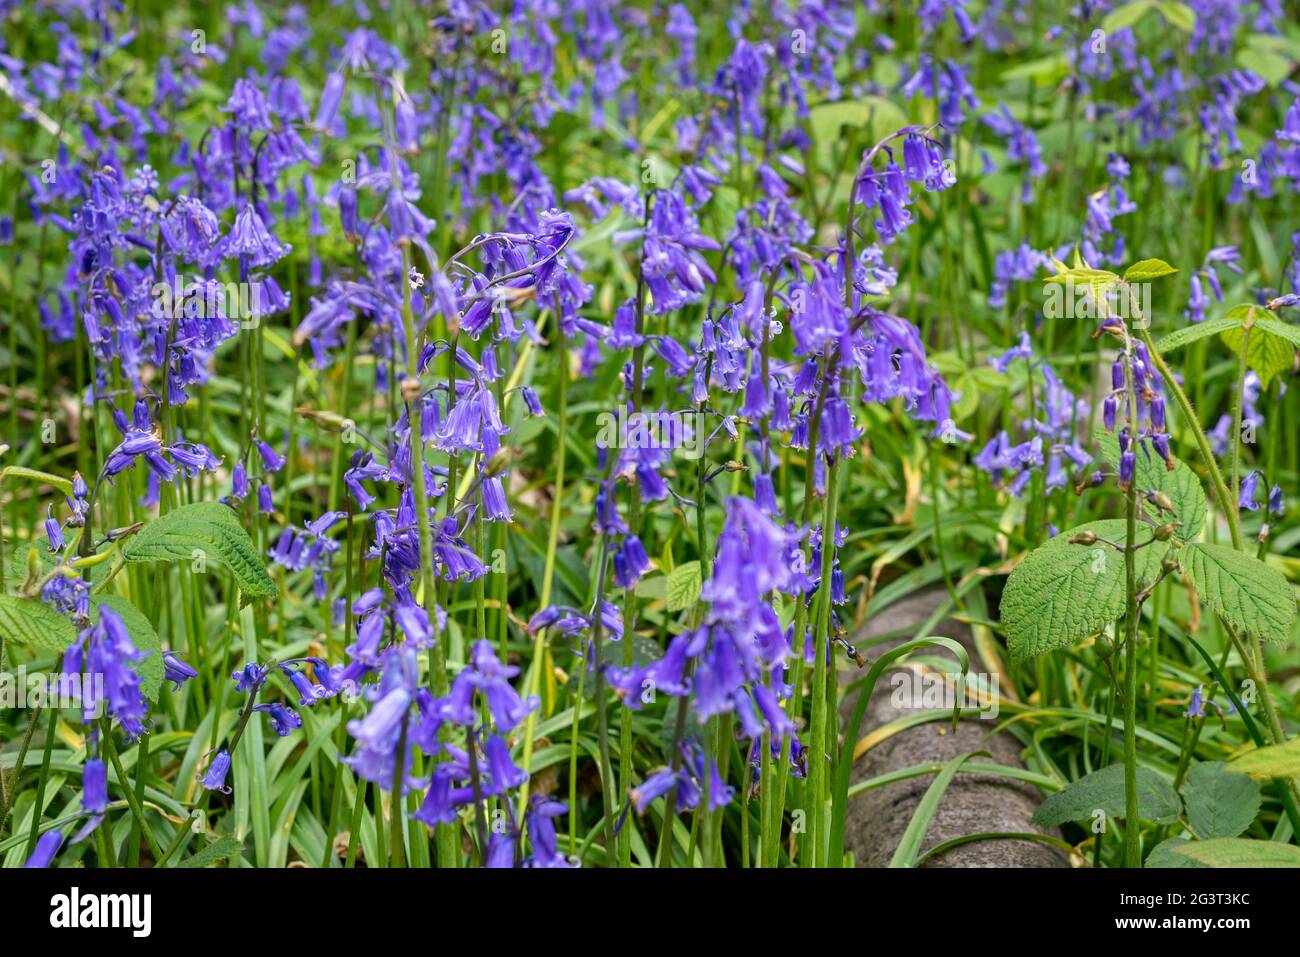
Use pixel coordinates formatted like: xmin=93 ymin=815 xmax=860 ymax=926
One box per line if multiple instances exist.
xmin=890 ymin=749 xmax=992 ymax=868
xmin=827 ymin=636 xmax=969 ymax=867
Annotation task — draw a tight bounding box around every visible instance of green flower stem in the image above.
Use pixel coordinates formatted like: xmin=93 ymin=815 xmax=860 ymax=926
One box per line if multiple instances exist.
xmin=1228 ymin=327 xmax=1249 ymax=522
xmin=616 ymin=190 xmax=654 ymax=868
xmin=1136 ymin=327 xmax=1241 ymax=551
xmin=518 ymin=311 xmax=568 ymax=818
xmin=24 ymin=681 xmax=60 ymax=859
xmin=100 ymin=720 xmax=165 ymax=863
xmin=1121 ymin=331 xmax=1141 ymax=869
xmin=806 ymin=452 xmax=840 ymax=868
xmin=399 ymin=245 xmax=454 ymax=867
xmin=587 ymin=540 xmax=618 ymax=859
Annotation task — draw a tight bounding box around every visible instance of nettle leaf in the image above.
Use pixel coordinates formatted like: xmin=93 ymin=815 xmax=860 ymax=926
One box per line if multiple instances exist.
xmin=1182 ymin=762 xmax=1260 ymax=839
xmin=1001 ymin=519 xmax=1164 ymax=660
xmin=1154 ymin=314 xmax=1242 ymax=354
xmin=1094 ymin=429 xmax=1207 ymax=538
xmin=1032 ymin=764 xmax=1182 ymax=827
xmin=1181 ymin=543 xmax=1295 ymax=644
xmin=123 ymin=502 xmax=275 ymax=604
xmin=90 ymin=596 xmax=163 ymax=703
xmin=1122 ymin=258 xmax=1178 ymax=282
xmin=0 ymin=595 xmax=77 ymax=652
xmin=666 ymin=560 xmax=702 ymax=612
xmin=1171 ymin=838 xmax=1300 ymax=868
xmin=1228 ymin=736 xmax=1300 ymax=779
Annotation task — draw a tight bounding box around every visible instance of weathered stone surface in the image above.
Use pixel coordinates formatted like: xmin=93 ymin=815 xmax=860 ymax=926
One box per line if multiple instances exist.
xmin=840 ymin=586 xmax=1069 ymax=868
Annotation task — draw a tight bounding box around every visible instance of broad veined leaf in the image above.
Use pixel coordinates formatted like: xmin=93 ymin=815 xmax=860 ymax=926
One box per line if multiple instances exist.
xmin=0 ymin=595 xmax=78 ymax=652
xmin=1094 ymin=429 xmax=1207 ymax=538
xmin=1032 ymin=764 xmax=1182 ymax=826
xmin=1171 ymin=838 xmax=1300 ymax=868
xmin=1182 ymin=762 xmax=1260 ymax=839
xmin=1228 ymin=736 xmax=1300 ymax=779
xmin=1181 ymin=543 xmax=1295 ymax=644
xmin=1254 ymin=315 xmax=1300 ymax=349
xmin=1001 ymin=520 xmax=1164 ymax=660
xmin=1122 ymin=258 xmax=1178 ymax=282
xmin=90 ymin=596 xmax=164 ymax=702
xmin=1221 ymin=321 xmax=1295 ymax=388
xmin=666 ymin=560 xmax=702 ymax=612
xmin=1153 ymin=314 xmax=1242 ymax=353
xmin=1145 ymin=837 xmax=1205 ymax=868
xmin=122 ymin=502 xmax=275 ymax=604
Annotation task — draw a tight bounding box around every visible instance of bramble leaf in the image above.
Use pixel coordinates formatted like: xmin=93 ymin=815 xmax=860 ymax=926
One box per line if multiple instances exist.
xmin=90 ymin=596 xmax=164 ymax=702
xmin=122 ymin=502 xmax=275 ymax=604
xmin=1154 ymin=314 xmax=1242 ymax=353
xmin=1094 ymin=429 xmax=1207 ymax=538
xmin=1181 ymin=543 xmax=1295 ymax=644
xmin=1032 ymin=764 xmax=1182 ymax=826
xmin=1228 ymin=736 xmax=1300 ymax=779
xmin=0 ymin=595 xmax=77 ymax=652
xmin=1182 ymin=762 xmax=1260 ymax=839
xmin=666 ymin=560 xmax=702 ymax=612
xmin=1171 ymin=838 xmax=1300 ymax=868
xmin=1000 ymin=519 xmax=1164 ymax=660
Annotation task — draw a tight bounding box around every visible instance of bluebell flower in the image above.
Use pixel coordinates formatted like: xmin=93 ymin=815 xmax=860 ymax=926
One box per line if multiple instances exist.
xmin=163 ymin=652 xmax=197 ymax=690
xmin=199 ymin=750 xmax=232 ymax=793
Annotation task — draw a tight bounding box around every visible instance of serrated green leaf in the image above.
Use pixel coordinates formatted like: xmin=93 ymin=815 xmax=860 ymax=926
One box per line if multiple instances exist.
xmin=666 ymin=560 xmax=702 ymax=612
xmin=1123 ymin=258 xmax=1178 ymax=282
xmin=1145 ymin=837 xmax=1206 ymax=868
xmin=1183 ymin=762 xmax=1260 ymax=839
xmin=0 ymin=595 xmax=78 ymax=651
xmin=1228 ymin=736 xmax=1300 ymax=779
xmin=1154 ymin=315 xmax=1242 ymax=353
xmin=1171 ymin=838 xmax=1300 ymax=868
xmin=90 ymin=596 xmax=163 ymax=703
xmin=1181 ymin=543 xmax=1295 ymax=644
xmin=1001 ymin=520 xmax=1165 ymax=660
xmin=1094 ymin=429 xmax=1207 ymax=537
xmin=1221 ymin=322 xmax=1295 ymax=388
xmin=1032 ymin=764 xmax=1182 ymax=826
xmin=122 ymin=502 xmax=275 ymax=603
xmin=176 ymin=835 xmax=244 ymax=868
xmin=1253 ymin=316 xmax=1300 ymax=349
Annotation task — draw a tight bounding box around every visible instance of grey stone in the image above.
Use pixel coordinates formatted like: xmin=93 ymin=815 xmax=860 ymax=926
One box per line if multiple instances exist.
xmin=839 ymin=586 xmax=1069 ymax=868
